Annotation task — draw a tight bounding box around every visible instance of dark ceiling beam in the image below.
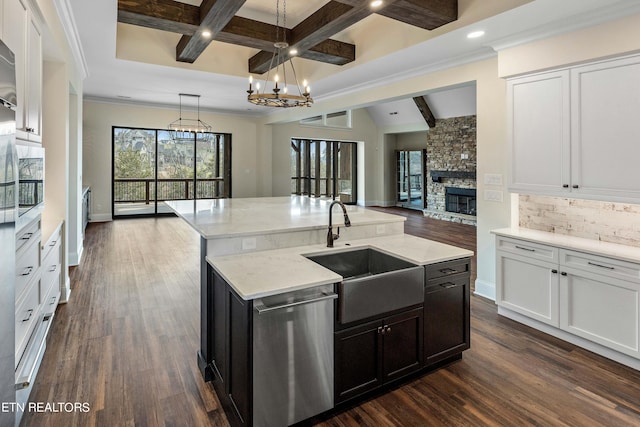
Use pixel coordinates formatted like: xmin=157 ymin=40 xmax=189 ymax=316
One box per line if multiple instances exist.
xmin=249 ymin=0 xmax=400 ymax=74
xmin=117 ymin=1 xmax=355 ymax=68
xmin=377 ymin=0 xmax=458 ymax=30
xmin=117 ymin=0 xmax=200 ymax=35
xmin=414 ymin=96 xmax=436 ymax=128
xmin=176 ymin=0 xmax=247 ymax=63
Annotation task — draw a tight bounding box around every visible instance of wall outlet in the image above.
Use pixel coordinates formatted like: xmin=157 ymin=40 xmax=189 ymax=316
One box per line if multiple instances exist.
xmin=484 ymin=173 xmax=503 ymax=186
xmin=484 ymin=190 xmax=504 ymax=202
xmin=241 ymin=237 xmax=257 ymax=250
xmin=460 ymin=153 xmax=469 ymax=160
xmin=376 ymin=224 xmax=386 ymax=235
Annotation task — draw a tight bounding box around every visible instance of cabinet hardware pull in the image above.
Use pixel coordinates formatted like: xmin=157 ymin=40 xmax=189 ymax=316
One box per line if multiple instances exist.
xmin=21 ymin=266 xmax=34 ymax=276
xmin=587 ymin=261 xmax=614 ymax=270
xmin=438 ymin=267 xmax=457 ymax=275
xmin=439 ymin=282 xmax=458 ymax=289
xmin=49 ymin=240 xmax=57 ymax=246
xmin=515 ymin=245 xmax=535 ymax=252
xmin=19 ymin=232 xmax=33 ymax=241
xmin=49 ymin=297 xmax=56 ymax=305
xmin=561 ymin=272 xmax=567 ymax=276
xmin=572 ymin=185 xmax=579 ymax=189
xmin=49 ymin=265 xmax=57 ymax=272
xmin=562 ymin=184 xmax=569 ymax=188
xmin=378 ymin=326 xmax=384 ymax=335
xmin=551 ymin=269 xmax=558 ymax=274
xmin=385 ymin=326 xmax=392 ymax=333
xmin=22 ymin=309 xmax=33 ymax=322
xmin=26 ymin=127 xmax=34 ymax=133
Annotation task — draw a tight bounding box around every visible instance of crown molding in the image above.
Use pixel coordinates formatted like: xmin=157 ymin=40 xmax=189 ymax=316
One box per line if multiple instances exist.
xmin=53 ymin=0 xmax=89 ymax=79
xmin=488 ymin=1 xmax=640 ymax=52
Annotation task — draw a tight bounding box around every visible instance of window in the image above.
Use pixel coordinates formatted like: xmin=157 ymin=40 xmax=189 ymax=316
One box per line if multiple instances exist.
xmin=291 ymin=139 xmax=357 ymax=204
xmin=300 ymin=110 xmax=352 ymax=129
xmin=112 ymin=127 xmax=231 ymax=217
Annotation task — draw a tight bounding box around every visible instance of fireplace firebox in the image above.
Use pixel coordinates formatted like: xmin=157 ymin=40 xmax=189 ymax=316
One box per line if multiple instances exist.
xmin=445 ymin=187 xmax=476 ymax=216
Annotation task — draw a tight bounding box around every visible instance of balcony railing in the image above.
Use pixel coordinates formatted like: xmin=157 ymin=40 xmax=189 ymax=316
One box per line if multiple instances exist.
xmin=114 ymin=178 xmax=225 ymax=204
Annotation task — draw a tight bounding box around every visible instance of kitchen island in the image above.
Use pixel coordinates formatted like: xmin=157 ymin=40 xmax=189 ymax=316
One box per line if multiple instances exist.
xmin=167 ymin=196 xmax=473 ymax=427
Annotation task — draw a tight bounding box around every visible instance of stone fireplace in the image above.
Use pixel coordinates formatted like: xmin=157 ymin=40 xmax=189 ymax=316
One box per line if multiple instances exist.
xmin=423 ymin=115 xmax=477 ymax=226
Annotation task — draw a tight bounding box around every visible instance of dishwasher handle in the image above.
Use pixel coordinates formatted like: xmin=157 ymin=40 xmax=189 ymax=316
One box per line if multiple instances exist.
xmin=255 ymin=292 xmax=337 ymax=314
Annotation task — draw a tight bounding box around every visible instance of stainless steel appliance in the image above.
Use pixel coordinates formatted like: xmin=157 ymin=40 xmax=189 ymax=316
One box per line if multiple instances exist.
xmin=0 ymin=38 xmax=17 ymax=427
xmin=252 ymin=284 xmax=336 ymax=427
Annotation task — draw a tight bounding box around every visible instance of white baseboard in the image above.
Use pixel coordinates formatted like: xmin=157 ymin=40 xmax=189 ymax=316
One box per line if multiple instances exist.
xmin=68 ymin=242 xmax=84 ymax=267
xmin=60 ymin=275 xmax=71 ymax=304
xmin=90 ymin=213 xmax=112 ymax=222
xmin=474 ymin=278 xmax=495 ymax=301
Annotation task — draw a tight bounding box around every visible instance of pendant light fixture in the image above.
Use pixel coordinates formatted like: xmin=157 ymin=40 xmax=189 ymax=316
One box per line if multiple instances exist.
xmin=168 ymin=94 xmax=213 ymax=143
xmin=246 ymin=0 xmax=313 ymax=108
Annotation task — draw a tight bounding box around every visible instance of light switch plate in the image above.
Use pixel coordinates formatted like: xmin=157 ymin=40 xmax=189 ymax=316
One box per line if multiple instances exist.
xmin=484 ymin=173 xmax=503 ymax=186
xmin=484 ymin=190 xmax=504 ymax=202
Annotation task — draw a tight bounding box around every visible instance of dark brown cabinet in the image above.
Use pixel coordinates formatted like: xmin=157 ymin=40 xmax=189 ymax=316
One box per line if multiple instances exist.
xmin=209 ymin=266 xmax=252 ymax=427
xmin=335 ymin=308 xmax=423 ymax=403
xmin=424 ymin=259 xmax=471 ymax=366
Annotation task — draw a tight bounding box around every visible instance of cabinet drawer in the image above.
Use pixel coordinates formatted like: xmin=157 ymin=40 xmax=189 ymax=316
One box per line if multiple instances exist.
xmin=560 ymin=249 xmax=640 ymax=283
xmin=425 ymin=258 xmax=470 ymax=281
xmin=40 ymin=275 xmax=60 ymax=316
xmin=496 ymin=236 xmax=558 ymax=263
xmin=16 ymin=219 xmax=40 ymax=254
xmin=42 ymin=226 xmax=61 ymax=261
xmin=41 ymin=237 xmax=61 ymax=299
xmin=16 ymin=239 xmax=41 ymax=301
xmin=15 ymin=279 xmax=40 ymax=365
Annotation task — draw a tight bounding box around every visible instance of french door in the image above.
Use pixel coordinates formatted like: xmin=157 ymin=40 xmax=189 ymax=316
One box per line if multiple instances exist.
xmin=396 ymin=150 xmax=426 ymax=210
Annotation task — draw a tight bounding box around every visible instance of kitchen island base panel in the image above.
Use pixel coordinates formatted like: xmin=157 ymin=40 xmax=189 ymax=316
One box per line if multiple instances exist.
xmin=206 ymin=222 xmax=405 ymax=257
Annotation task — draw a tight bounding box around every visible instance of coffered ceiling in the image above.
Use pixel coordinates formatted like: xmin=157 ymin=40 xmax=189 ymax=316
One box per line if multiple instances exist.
xmin=67 ymin=0 xmax=640 ymax=118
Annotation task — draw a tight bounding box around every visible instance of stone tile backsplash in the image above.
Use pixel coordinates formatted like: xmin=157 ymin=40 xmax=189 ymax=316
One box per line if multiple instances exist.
xmin=519 ymin=194 xmax=640 ymax=247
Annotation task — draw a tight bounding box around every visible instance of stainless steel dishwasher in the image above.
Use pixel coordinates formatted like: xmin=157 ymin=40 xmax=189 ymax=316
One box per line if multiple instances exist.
xmin=252 ymin=284 xmax=336 ymax=427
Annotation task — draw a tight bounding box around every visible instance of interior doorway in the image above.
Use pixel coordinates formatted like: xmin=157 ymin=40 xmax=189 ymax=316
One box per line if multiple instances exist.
xmin=396 ymin=149 xmax=426 ymax=210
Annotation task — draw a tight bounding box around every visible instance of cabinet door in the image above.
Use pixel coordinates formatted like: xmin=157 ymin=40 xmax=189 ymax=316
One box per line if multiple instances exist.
xmin=334 ymin=319 xmax=383 ymax=403
xmin=570 ymin=55 xmax=640 ymax=202
xmin=424 ymin=276 xmax=470 ymax=365
xmin=497 ymin=250 xmax=560 ymax=327
xmin=560 ymin=268 xmax=640 ymax=358
xmin=227 ymin=288 xmax=252 ymax=426
xmin=3 ymin=0 xmax=27 ymax=137
xmin=25 ymin=15 xmax=41 ymax=142
xmin=382 ymin=308 xmax=423 ymax=382
xmin=507 ymin=70 xmax=571 ymax=194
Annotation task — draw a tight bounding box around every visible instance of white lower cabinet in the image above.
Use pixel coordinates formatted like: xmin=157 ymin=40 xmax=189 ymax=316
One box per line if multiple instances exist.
xmin=496 ymin=234 xmax=640 ymax=365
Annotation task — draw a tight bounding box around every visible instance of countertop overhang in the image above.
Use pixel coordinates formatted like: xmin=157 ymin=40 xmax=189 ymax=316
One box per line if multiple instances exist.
xmin=207 ymin=234 xmax=473 ymax=300
xmin=165 ymin=196 xmax=405 ymax=239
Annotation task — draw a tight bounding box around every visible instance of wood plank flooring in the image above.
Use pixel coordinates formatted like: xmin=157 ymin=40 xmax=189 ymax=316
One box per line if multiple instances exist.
xmin=22 ymin=211 xmax=640 ymax=427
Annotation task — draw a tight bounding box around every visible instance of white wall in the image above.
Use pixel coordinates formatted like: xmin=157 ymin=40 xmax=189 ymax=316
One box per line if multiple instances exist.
xmin=82 ymin=101 xmax=262 ymax=220
xmin=396 ymin=131 xmax=428 ymax=150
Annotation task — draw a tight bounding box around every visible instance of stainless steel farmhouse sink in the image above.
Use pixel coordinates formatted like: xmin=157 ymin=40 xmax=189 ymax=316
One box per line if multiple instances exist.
xmin=305 ymin=248 xmax=424 ymax=324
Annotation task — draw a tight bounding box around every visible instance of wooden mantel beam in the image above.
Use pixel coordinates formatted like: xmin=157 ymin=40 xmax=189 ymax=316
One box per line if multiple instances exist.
xmin=414 ymin=96 xmax=436 ymax=128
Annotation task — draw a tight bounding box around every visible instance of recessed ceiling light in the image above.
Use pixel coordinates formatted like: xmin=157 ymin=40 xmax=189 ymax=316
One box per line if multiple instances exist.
xmin=202 ymin=30 xmax=212 ymax=38
xmin=467 ymin=30 xmax=485 ymax=39
xmin=370 ymin=0 xmax=383 ymax=8
xmin=289 ymin=48 xmax=298 ymax=56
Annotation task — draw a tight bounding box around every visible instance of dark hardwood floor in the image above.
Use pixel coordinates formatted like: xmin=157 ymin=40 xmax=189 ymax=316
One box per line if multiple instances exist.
xmin=22 ymin=211 xmax=640 ymax=426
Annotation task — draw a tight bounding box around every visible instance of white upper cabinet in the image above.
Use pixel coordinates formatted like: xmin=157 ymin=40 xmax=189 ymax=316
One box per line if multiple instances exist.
xmin=508 ymin=54 xmax=640 ymax=203
xmin=570 ymin=55 xmax=640 ymax=201
xmin=507 ymin=70 xmax=571 ymax=194
xmin=2 ymin=0 xmax=42 ymax=143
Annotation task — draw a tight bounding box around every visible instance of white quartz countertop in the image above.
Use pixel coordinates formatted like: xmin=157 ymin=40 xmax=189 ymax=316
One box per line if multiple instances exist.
xmin=165 ymin=196 xmax=405 ymax=239
xmin=492 ymin=227 xmax=640 ymax=264
xmin=207 ymin=234 xmax=473 ymax=300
